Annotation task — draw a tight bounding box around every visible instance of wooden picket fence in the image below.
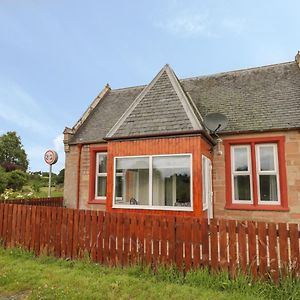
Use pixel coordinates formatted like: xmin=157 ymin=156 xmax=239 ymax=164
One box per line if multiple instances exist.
xmin=0 ymin=203 xmax=299 ymax=282
xmin=0 ymin=197 xmax=64 ymax=207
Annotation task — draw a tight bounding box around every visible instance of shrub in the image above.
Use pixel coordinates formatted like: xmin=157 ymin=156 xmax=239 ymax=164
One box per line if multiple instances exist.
xmin=6 ymin=170 xmax=27 ymax=191
xmin=0 ymin=167 xmax=7 ymax=193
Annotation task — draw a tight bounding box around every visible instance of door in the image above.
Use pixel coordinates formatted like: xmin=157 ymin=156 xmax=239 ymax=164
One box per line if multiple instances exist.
xmin=202 ymin=156 xmax=213 ymax=220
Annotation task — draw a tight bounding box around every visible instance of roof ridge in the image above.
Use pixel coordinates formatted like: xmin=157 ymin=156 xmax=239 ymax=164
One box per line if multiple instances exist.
xmin=108 ymin=61 xmax=296 ymax=92
xmin=110 ymin=84 xmax=146 ymax=92
xmin=181 ymin=61 xmax=295 ymax=82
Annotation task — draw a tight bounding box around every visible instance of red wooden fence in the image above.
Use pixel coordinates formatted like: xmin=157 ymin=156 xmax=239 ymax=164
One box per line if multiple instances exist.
xmin=0 ymin=203 xmax=299 ymax=281
xmin=0 ymin=197 xmax=64 ymax=207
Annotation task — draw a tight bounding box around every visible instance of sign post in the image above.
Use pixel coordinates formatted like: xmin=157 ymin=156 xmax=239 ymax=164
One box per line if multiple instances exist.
xmin=44 ymin=150 xmax=58 ymax=198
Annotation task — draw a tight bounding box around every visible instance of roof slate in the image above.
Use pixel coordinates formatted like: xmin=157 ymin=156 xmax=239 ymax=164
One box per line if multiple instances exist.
xmin=109 ymin=65 xmax=201 ymax=138
xmin=69 ymin=61 xmax=300 ymax=144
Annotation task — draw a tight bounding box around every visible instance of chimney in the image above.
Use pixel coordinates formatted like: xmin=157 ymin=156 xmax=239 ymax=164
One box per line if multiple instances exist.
xmin=296 ymin=51 xmax=300 ymax=69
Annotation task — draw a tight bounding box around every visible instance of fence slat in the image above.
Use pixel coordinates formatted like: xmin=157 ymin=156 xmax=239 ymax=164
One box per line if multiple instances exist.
xmin=110 ymin=213 xmax=117 ymax=266
xmin=184 ymin=217 xmax=192 ymax=272
xmin=258 ymin=222 xmax=267 ymax=278
xmin=268 ymin=223 xmax=279 ymax=282
xmin=192 ymin=218 xmax=201 ymax=269
xmin=175 ymin=217 xmax=184 ymax=271
xmin=228 ymin=220 xmax=237 ymax=278
xmin=34 ymin=207 xmax=41 ymax=255
xmin=289 ymin=224 xmax=299 ymax=274
xmin=61 ymin=208 xmax=68 ymax=258
xmin=279 ymin=223 xmax=289 ymax=276
xmin=90 ymin=211 xmax=98 ymax=262
xmin=66 ymin=209 xmax=74 ymax=259
xmin=30 ymin=206 xmax=37 ymax=251
xmin=152 ymin=216 xmax=160 ymax=269
xmin=55 ymin=207 xmax=62 ymax=257
xmin=97 ymin=212 xmax=104 ymax=264
xmin=9 ymin=205 xmax=18 ymax=248
xmin=201 ymin=219 xmax=209 ymax=267
xmin=144 ymin=215 xmax=152 ymax=266
xmin=248 ymin=221 xmax=257 ymax=278
xmin=210 ymin=219 xmax=218 ymax=272
xmin=219 ymin=219 xmax=228 ymax=272
xmin=78 ymin=210 xmax=85 ymax=258
xmin=116 ymin=213 xmax=123 ymax=266
xmin=237 ymin=221 xmax=247 ymax=274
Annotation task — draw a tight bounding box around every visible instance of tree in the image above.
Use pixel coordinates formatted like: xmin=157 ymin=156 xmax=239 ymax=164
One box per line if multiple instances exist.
xmin=0 ymin=131 xmax=29 ymax=171
xmin=56 ymin=168 xmax=64 ymax=185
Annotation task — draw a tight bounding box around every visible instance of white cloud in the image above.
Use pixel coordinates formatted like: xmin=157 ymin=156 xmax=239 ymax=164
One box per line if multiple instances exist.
xmin=155 ymin=11 xmax=246 ymax=38
xmin=156 ymin=12 xmax=216 ymax=37
xmin=53 ymin=134 xmax=64 ymax=152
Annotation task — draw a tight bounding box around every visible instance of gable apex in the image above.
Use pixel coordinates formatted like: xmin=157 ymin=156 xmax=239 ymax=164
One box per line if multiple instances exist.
xmin=106 ymin=64 xmax=203 ymax=138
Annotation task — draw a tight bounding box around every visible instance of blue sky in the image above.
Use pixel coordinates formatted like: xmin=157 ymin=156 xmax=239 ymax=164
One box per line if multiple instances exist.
xmin=0 ymin=0 xmax=299 ymax=173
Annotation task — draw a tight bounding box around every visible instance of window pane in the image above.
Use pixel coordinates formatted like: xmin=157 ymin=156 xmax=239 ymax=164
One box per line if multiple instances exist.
xmin=98 ymin=154 xmax=107 ymax=173
xmin=152 ymin=156 xmax=191 ymax=207
xmin=115 ymin=157 xmax=149 ymax=205
xmin=233 ymin=175 xmax=251 ymax=201
xmin=259 ymin=175 xmax=278 ymax=201
xmin=234 ymin=147 xmax=248 ymax=171
xmin=259 ymin=146 xmax=275 ymax=171
xmin=96 ymin=176 xmax=106 ymax=197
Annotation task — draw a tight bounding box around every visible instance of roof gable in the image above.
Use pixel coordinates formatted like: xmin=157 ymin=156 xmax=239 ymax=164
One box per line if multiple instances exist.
xmin=106 ymin=64 xmax=202 ymax=138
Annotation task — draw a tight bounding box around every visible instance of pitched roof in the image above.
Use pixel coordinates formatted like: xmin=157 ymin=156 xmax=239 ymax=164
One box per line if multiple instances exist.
xmin=69 ymin=60 xmax=300 ymax=144
xmin=181 ymin=61 xmax=300 ymax=133
xmin=106 ymin=64 xmax=202 ymax=138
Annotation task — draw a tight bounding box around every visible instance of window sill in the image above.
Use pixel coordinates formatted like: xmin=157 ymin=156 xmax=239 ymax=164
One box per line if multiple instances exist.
xmin=225 ymin=204 xmax=289 ymax=212
xmin=88 ymin=199 xmax=106 ymax=205
xmin=113 ymin=204 xmax=193 ymax=212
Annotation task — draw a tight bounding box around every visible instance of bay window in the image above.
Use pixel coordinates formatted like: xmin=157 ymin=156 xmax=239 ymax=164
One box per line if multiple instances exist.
xmin=113 ymin=154 xmax=192 ymax=210
xmin=225 ymin=137 xmax=287 ymax=210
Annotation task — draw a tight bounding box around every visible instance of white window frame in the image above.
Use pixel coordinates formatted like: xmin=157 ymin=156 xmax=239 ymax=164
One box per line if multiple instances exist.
xmin=202 ymin=155 xmax=209 ymax=211
xmin=113 ymin=153 xmax=193 ymax=211
xmin=231 ymin=145 xmax=253 ymax=204
xmin=256 ymin=143 xmax=280 ymax=205
xmin=95 ymin=152 xmax=107 ymax=200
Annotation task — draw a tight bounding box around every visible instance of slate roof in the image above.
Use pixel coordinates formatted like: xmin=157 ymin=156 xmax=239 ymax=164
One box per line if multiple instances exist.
xmin=69 ymin=61 xmax=300 ymax=144
xmin=107 ymin=65 xmax=202 ymax=138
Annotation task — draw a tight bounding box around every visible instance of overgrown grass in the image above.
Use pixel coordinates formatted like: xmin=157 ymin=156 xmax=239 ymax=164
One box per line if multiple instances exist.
xmin=0 ymin=247 xmax=300 ymax=299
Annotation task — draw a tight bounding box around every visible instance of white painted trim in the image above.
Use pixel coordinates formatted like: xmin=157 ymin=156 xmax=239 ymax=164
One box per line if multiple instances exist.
xmin=231 ymin=145 xmax=253 ymax=204
xmin=165 ymin=66 xmax=202 ymax=130
xmin=112 ymin=153 xmax=193 ymax=211
xmin=95 ymin=152 xmax=107 ymax=200
xmin=256 ymin=143 xmax=280 ymax=205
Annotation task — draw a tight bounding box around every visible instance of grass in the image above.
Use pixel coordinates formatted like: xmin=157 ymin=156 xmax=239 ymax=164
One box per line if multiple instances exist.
xmin=0 ymin=247 xmax=300 ymax=300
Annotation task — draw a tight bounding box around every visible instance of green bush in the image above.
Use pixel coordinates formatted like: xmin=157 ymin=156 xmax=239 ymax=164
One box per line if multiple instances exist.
xmin=0 ymin=167 xmax=8 ymax=193
xmin=6 ymin=170 xmax=27 ymax=191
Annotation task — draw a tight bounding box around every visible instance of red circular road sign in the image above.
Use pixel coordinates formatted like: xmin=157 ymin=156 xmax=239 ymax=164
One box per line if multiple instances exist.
xmin=44 ymin=150 xmax=58 ymax=165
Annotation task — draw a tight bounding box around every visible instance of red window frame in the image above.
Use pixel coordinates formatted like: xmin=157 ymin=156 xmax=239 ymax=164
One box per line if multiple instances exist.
xmin=88 ymin=145 xmax=107 ymax=205
xmin=224 ymin=136 xmax=288 ymax=211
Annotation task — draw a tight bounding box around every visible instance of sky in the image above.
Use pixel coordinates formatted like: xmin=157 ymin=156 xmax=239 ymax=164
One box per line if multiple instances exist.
xmin=0 ymin=0 xmax=299 ymax=173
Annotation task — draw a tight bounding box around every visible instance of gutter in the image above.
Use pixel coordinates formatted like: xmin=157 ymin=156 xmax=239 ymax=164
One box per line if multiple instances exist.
xmin=76 ymin=144 xmax=83 ymax=210
xmin=104 ymin=129 xmax=216 ymax=146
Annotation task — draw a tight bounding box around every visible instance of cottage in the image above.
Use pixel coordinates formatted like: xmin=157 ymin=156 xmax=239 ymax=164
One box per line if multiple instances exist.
xmin=64 ymin=52 xmax=300 ymax=222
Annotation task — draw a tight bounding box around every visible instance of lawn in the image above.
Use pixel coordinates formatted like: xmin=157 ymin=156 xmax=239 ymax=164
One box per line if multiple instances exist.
xmin=0 ymin=247 xmax=299 ymax=300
